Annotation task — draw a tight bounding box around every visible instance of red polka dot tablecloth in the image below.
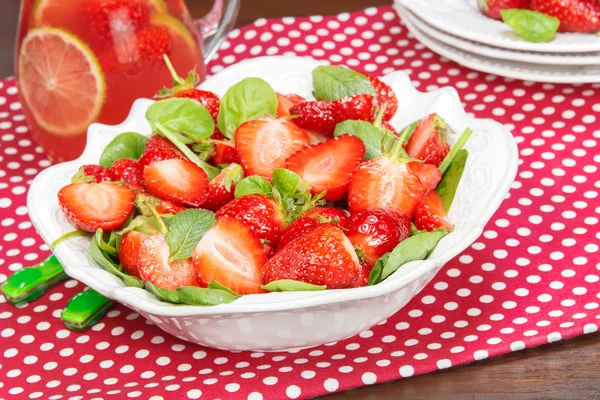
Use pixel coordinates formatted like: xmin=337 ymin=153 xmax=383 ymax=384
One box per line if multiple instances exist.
xmin=1 ymin=5 xmax=600 ymax=400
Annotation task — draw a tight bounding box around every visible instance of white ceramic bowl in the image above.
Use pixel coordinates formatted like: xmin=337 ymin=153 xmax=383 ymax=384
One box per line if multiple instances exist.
xmin=28 ymin=56 xmax=518 ymax=351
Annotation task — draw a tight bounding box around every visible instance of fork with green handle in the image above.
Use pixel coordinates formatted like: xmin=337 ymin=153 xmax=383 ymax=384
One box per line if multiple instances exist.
xmin=0 ymin=254 xmax=113 ymax=330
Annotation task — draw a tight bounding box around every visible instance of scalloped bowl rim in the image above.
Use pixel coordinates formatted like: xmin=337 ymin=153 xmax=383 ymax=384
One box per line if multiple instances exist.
xmin=28 ymin=55 xmax=518 ymax=317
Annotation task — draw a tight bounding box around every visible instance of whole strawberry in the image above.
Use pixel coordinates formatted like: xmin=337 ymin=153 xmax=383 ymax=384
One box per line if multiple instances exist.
xmin=289 ymin=94 xmax=376 ymax=136
xmin=263 ymin=224 xmax=360 ymax=289
xmin=405 ymin=113 xmax=451 ymax=167
xmin=529 ymin=0 xmax=600 ymax=33
xmin=477 ymin=0 xmax=530 ymax=20
xmin=73 ymin=164 xmax=113 ymax=183
xmin=110 ymin=158 xmax=144 ymax=192
xmin=301 ymin=206 xmax=350 ymax=227
xmin=276 ymin=217 xmax=320 ymax=252
xmin=138 ymin=135 xmax=185 ymax=169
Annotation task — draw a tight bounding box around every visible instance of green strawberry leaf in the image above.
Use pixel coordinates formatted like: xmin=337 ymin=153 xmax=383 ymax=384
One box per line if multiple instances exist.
xmin=312 ymin=65 xmax=376 ymax=101
xmin=99 ymin=132 xmax=148 ymax=167
xmin=234 ymin=176 xmax=273 ymax=198
xmin=146 ymin=97 xmax=215 ymax=142
xmin=438 ymin=149 xmax=468 ymax=212
xmin=262 ymin=280 xmax=327 ymax=292
xmin=144 ymin=282 xmax=239 ymax=306
xmin=166 ymin=209 xmax=216 ymax=262
xmin=501 ymin=9 xmax=560 ymax=43
xmin=334 ymin=120 xmax=385 ymax=160
xmin=90 ymin=230 xmax=143 ymax=288
xmin=217 ymin=78 xmax=278 ymax=139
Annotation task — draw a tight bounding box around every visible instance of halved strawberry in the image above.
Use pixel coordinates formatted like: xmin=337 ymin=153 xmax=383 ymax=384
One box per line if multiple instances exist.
xmin=365 ymin=74 xmax=398 ymax=121
xmin=285 ymin=134 xmax=365 ymax=201
xmin=118 ymin=230 xmax=149 ymax=278
xmin=143 ymin=158 xmax=209 ymax=207
xmin=263 ymin=224 xmax=360 ymax=289
xmin=210 ymin=132 xmax=240 ymax=166
xmin=193 ymin=216 xmax=267 ymax=294
xmin=289 ymin=94 xmax=376 ymax=136
xmin=215 ymin=194 xmax=285 ymax=246
xmin=235 ymin=118 xmax=309 ymax=177
xmin=301 ymin=206 xmax=350 ymax=227
xmin=405 ymin=114 xmax=451 ymax=167
xmin=138 ymin=135 xmax=185 ymax=169
xmin=202 ymin=164 xmax=244 ymax=212
xmin=138 ymin=234 xmax=197 ymax=290
xmin=276 ymin=217 xmax=320 ymax=252
xmin=58 ymin=183 xmax=136 ymax=232
xmin=346 ymin=208 xmax=411 ymax=268
xmin=276 ymin=93 xmax=305 ymax=117
xmin=414 ymin=190 xmax=454 ymax=232
xmin=348 ymin=156 xmax=441 ymax=218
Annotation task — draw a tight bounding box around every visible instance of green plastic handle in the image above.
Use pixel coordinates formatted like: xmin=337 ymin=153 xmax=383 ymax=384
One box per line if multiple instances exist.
xmin=62 ymin=289 xmax=113 ymax=330
xmin=0 ymin=255 xmax=68 ymax=304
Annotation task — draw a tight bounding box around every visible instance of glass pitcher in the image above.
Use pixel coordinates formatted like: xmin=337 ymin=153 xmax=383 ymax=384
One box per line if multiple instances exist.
xmin=15 ymin=0 xmax=240 ymax=162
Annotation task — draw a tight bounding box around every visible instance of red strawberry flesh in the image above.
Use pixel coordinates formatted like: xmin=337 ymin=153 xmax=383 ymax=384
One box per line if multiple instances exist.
xmin=143 ymin=158 xmax=209 ymax=207
xmin=414 ymin=190 xmax=454 ymax=232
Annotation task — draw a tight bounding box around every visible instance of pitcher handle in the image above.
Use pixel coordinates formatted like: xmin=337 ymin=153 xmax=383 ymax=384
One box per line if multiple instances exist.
xmin=196 ymin=0 xmax=241 ymax=63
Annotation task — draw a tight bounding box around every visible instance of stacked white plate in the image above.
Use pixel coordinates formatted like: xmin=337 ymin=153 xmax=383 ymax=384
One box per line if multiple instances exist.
xmin=394 ymin=0 xmax=600 ymax=83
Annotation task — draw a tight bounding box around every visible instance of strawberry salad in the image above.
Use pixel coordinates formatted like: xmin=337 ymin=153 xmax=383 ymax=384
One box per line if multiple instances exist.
xmin=55 ymin=61 xmax=473 ymax=306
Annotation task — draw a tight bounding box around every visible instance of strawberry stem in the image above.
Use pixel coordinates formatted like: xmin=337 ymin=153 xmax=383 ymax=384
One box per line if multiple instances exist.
xmin=50 ymin=230 xmax=88 ymax=250
xmin=373 ymin=102 xmax=387 ymax=129
xmin=397 ymin=119 xmax=419 ymax=145
xmin=163 ymin=55 xmax=184 ymax=85
xmin=439 ymin=128 xmax=473 ymax=175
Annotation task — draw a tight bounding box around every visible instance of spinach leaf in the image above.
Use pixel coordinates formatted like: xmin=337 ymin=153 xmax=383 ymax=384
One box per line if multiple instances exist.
xmin=99 ymin=132 xmax=148 ymax=167
xmin=272 ymin=168 xmax=302 ymax=199
xmin=207 ymin=281 xmax=238 ymax=296
xmin=367 ymin=253 xmax=390 ymax=286
xmin=501 ymin=9 xmax=560 ymax=43
xmin=334 ymin=120 xmax=384 ymax=160
xmin=438 ymin=149 xmax=468 ymax=212
xmin=145 ymin=98 xmax=215 ymax=142
xmin=234 ymin=176 xmax=273 ymax=198
xmin=166 ymin=209 xmax=216 ymax=262
xmin=90 ymin=230 xmax=143 ymax=288
xmin=217 ymin=78 xmax=278 ymax=139
xmin=262 ymin=279 xmax=327 ymax=292
xmin=439 ymin=128 xmax=472 ymax=174
xmin=312 ymin=65 xmax=376 ymax=101
xmin=145 ymin=282 xmax=239 ymax=306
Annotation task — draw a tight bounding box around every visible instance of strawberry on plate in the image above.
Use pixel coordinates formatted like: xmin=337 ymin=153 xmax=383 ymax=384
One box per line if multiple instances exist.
xmin=118 ymin=230 xmax=150 ymax=278
xmin=301 ymin=206 xmax=350 ymax=227
xmin=289 ymin=94 xmax=376 ymax=136
xmin=276 ymin=93 xmax=305 ymax=117
xmin=275 ymin=217 xmax=320 ymax=252
xmin=235 ymin=118 xmax=309 ymax=177
xmin=110 ymin=158 xmax=144 ymax=192
xmin=476 ymin=0 xmax=530 ymax=20
xmin=405 ymin=113 xmax=451 ymax=167
xmin=529 ymin=0 xmax=600 ymax=33
xmin=138 ymin=135 xmax=185 ymax=169
xmin=137 ymin=234 xmax=198 ymax=290
xmin=155 ymin=199 xmax=187 ymax=215
xmin=203 ymin=164 xmax=244 ymax=212
xmin=263 ymin=224 xmax=360 ymax=289
xmin=209 ymin=131 xmax=240 ymax=166
xmin=58 ymin=182 xmax=136 ymax=232
xmin=414 ymin=190 xmax=454 ymax=232
xmin=364 ymin=74 xmax=398 ymax=121
xmin=346 ymin=208 xmax=411 ymax=268
xmin=74 ymin=164 xmax=113 ymax=183
xmin=193 ymin=216 xmax=267 ymax=294
xmin=215 ymin=194 xmax=285 ymax=247
xmin=143 ymin=158 xmax=209 ymax=207
xmin=285 ymin=134 xmax=366 ymax=201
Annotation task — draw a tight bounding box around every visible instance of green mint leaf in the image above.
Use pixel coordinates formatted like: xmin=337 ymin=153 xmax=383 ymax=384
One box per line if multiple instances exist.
xmin=501 ymin=9 xmax=560 ymax=43
xmin=378 ymin=230 xmax=447 ymax=282
xmin=166 ymin=209 xmax=216 ymax=262
xmin=145 ymin=282 xmax=239 ymax=305
xmin=146 ymin=97 xmax=215 ymax=143
xmin=262 ymin=280 xmax=327 ymax=292
xmin=334 ymin=120 xmax=384 ymax=160
xmin=439 ymin=128 xmax=472 ymax=175
xmin=367 ymin=253 xmax=390 ymax=286
xmin=90 ymin=230 xmax=144 ymax=288
xmin=234 ymin=176 xmax=273 ymax=198
xmin=438 ymin=149 xmax=468 ymax=212
xmin=217 ymin=78 xmax=278 ymax=139
xmin=99 ymin=132 xmax=148 ymax=167
xmin=272 ymin=168 xmax=302 ymax=199
xmin=312 ymin=65 xmax=376 ymax=101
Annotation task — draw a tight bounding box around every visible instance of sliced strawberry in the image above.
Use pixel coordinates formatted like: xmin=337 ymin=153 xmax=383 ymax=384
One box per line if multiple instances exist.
xmin=286 ymin=134 xmax=365 ymax=201
xmin=348 ymin=156 xmax=441 ymax=218
xmin=211 ymin=141 xmax=240 ymax=166
xmin=276 ymin=93 xmax=305 ymax=117
xmin=138 ymin=135 xmax=185 ymax=169
xmin=155 ymin=199 xmax=186 ymax=215
xmin=58 ymin=182 xmax=136 ymax=232
xmin=301 ymin=206 xmax=350 ymax=227
xmin=118 ymin=230 xmax=149 ymax=278
xmin=215 ymin=194 xmax=285 ymax=246
xmin=414 ymin=190 xmax=454 ymax=232
xmin=289 ymin=94 xmax=376 ymax=136
xmin=75 ymin=165 xmax=113 ymax=183
xmin=138 ymin=234 xmax=197 ymax=290
xmin=365 ymin=74 xmax=398 ymax=121
xmin=143 ymin=158 xmax=209 ymax=207
xmin=203 ymin=164 xmax=244 ymax=212
xmin=346 ymin=208 xmax=411 ymax=268
xmin=276 ymin=217 xmax=320 ymax=252
xmin=193 ymin=216 xmax=267 ymax=294
xmin=405 ymin=113 xmax=451 ymax=167
xmin=235 ymin=118 xmax=309 ymax=178
xmin=263 ymin=224 xmax=360 ymax=289
xmin=306 ymin=130 xmax=331 ymax=145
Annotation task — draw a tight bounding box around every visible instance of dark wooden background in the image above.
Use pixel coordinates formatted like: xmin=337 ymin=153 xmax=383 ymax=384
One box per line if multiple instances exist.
xmin=3 ymin=0 xmax=600 ymax=398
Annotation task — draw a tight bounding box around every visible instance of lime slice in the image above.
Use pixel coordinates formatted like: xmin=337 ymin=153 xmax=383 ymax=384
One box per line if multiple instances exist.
xmin=18 ymin=27 xmax=105 ymax=136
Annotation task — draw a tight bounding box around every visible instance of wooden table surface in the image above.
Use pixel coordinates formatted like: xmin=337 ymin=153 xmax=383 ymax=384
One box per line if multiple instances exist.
xmin=3 ymin=0 xmax=599 ymax=399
